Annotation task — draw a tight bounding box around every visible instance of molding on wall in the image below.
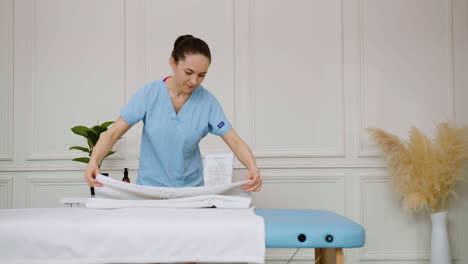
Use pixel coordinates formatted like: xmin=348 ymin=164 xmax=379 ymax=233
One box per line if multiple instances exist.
xmin=249 ymin=0 xmax=256 ymax=150
xmin=229 ymin=0 xmax=237 ymax=129
xmin=0 ymin=177 xmax=13 ymax=208
xmin=251 ymin=0 xmax=346 ymax=158
xmin=355 ymin=0 xmax=367 ymax=158
xmin=359 ymin=176 xmax=429 ymax=260
xmin=357 ymin=0 xmax=456 ymax=158
xmin=338 ymin=0 xmax=347 ymax=160
xmin=119 ymin=0 xmax=128 ymax=158
xmin=142 ymin=0 xmax=148 ymax=85
xmin=0 ymin=162 xmax=388 ymax=172
xmin=447 ymin=0 xmax=456 ymax=122
xmin=359 ymin=175 xmax=460 ymax=261
xmin=25 ymin=0 xmax=126 ymax=161
xmin=262 ymin=172 xmax=347 ymax=216
xmin=26 ymin=178 xmax=87 ymax=208
xmin=233 ymin=0 xmax=250 ymax=147
xmin=26 ymin=153 xmax=125 ymax=161
xmin=262 ymin=174 xmax=344 ymax=183
xmin=0 ymin=0 xmax=14 ymax=161
xmin=254 ymin=149 xmax=345 ymax=158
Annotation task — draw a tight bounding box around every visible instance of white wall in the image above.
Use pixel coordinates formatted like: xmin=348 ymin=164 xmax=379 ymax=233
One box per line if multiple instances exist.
xmin=1 ymin=0 xmax=467 ymax=263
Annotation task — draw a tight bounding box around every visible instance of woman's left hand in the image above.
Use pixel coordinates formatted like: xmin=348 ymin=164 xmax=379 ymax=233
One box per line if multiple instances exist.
xmin=242 ymin=169 xmax=262 ymax=192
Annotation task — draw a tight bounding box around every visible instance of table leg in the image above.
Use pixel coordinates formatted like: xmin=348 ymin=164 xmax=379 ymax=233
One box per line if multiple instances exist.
xmin=314 ymin=248 xmax=343 ymax=264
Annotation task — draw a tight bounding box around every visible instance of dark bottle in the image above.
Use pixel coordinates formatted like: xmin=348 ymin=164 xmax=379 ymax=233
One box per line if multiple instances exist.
xmin=122 ymin=168 xmax=130 ymax=183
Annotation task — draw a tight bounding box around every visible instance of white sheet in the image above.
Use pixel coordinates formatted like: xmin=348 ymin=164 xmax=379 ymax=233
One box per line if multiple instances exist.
xmin=0 ymin=207 xmax=265 ymax=264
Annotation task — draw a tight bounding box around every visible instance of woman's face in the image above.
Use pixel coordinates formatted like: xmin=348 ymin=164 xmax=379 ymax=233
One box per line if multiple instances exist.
xmin=170 ymin=54 xmax=210 ymax=94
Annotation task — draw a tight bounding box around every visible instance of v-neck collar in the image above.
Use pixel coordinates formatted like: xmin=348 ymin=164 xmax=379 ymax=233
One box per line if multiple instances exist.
xmin=162 ymin=79 xmax=197 ymax=118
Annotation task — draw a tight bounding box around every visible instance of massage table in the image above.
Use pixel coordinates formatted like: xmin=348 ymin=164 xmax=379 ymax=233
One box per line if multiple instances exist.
xmin=255 ymin=208 xmax=365 ymax=264
xmin=62 ymin=199 xmax=365 ymax=264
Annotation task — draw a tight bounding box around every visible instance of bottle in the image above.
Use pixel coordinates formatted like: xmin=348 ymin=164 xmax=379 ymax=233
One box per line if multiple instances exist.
xmin=122 ymin=168 xmax=130 ymax=183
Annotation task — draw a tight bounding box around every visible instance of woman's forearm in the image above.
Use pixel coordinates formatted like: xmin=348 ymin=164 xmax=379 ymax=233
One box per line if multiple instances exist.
xmin=227 ymin=136 xmax=258 ymax=173
xmin=222 ymin=129 xmax=262 ymax=191
xmin=88 ymin=116 xmax=131 ymax=168
xmin=84 ymin=117 xmax=131 ymax=186
xmin=89 ymin=131 xmax=119 ymax=167
xmin=221 ymin=129 xmax=258 ymax=172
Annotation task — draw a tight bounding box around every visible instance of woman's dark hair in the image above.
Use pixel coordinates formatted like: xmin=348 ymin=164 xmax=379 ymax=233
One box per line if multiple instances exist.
xmin=171 ymin=35 xmax=211 ymax=64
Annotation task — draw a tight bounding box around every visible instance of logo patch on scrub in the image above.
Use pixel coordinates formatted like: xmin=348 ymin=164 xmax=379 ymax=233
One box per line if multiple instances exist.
xmin=217 ymin=121 xmax=225 ymax=129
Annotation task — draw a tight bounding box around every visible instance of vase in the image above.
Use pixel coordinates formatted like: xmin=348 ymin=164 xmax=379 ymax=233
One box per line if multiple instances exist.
xmin=430 ymin=210 xmax=452 ymax=264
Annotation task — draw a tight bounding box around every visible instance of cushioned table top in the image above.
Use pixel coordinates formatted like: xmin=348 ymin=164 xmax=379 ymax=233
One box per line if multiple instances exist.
xmin=255 ymin=209 xmax=365 ymax=248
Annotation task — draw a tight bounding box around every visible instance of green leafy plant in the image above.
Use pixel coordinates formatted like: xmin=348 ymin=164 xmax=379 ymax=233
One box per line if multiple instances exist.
xmin=69 ymin=121 xmax=116 ymax=167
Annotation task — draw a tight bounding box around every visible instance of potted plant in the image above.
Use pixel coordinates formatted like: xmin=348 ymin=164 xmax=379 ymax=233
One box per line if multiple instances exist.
xmin=367 ymin=122 xmax=468 ymax=264
xmin=69 ymin=121 xmax=118 ymax=195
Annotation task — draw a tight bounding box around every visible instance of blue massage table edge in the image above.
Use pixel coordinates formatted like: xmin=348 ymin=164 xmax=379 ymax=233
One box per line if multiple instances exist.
xmin=254 ymin=208 xmax=366 ymax=248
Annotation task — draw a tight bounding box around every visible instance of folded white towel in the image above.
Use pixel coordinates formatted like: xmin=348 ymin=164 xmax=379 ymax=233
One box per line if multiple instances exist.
xmin=86 ymin=194 xmax=252 ymax=209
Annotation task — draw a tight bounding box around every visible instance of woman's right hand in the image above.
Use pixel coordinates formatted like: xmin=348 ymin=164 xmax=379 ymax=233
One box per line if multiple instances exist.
xmin=84 ymin=161 xmax=103 ymax=187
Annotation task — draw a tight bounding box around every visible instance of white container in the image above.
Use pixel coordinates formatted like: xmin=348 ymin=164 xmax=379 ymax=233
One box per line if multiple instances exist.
xmin=430 ymin=210 xmax=452 ymax=264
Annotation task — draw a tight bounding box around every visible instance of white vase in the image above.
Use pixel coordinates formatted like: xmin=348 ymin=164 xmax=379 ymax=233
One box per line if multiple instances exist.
xmin=430 ymin=210 xmax=452 ymax=264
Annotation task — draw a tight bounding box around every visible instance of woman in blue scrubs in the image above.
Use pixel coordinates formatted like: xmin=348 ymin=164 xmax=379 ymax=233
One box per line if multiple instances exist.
xmin=84 ymin=35 xmax=262 ymax=192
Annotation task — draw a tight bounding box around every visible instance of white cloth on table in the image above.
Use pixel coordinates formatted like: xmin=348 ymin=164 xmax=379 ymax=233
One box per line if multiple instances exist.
xmin=0 ymin=174 xmax=265 ymax=263
xmin=0 ymin=207 xmax=265 ymax=263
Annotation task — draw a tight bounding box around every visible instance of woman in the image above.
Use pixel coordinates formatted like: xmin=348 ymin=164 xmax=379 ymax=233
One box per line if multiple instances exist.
xmin=84 ymin=35 xmax=262 ymax=192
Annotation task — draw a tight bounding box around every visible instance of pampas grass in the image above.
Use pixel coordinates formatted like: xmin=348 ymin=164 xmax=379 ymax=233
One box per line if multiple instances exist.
xmin=367 ymin=122 xmax=468 ymax=215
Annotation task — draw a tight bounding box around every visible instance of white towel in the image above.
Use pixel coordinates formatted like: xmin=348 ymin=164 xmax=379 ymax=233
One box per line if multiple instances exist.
xmin=90 ymin=174 xmax=252 ymax=209
xmin=86 ymin=195 xmax=252 ymax=209
xmin=0 ymin=207 xmax=265 ymax=263
xmin=95 ymin=174 xmax=250 ymax=199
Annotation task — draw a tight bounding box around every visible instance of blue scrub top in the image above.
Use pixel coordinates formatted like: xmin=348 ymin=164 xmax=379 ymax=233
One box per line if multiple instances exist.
xmin=119 ymin=78 xmax=232 ymax=187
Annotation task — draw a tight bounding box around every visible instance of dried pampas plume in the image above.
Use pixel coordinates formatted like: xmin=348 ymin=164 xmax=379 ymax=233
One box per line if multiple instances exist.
xmin=367 ymin=122 xmax=468 ymax=214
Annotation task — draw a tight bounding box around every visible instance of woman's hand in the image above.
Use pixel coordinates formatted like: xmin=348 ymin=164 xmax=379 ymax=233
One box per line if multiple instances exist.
xmin=84 ymin=161 xmax=103 ymax=187
xmin=242 ymin=169 xmax=262 ymax=192
xmin=221 ymin=129 xmax=262 ymax=192
xmin=83 ymin=116 xmax=131 ymax=187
